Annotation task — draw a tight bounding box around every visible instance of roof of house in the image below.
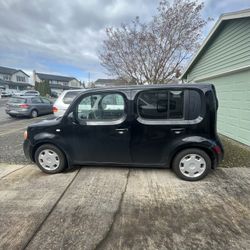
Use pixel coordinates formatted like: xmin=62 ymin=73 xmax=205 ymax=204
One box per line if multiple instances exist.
xmin=95 ymin=78 xmax=130 ymax=86
xmin=181 ymin=8 xmax=250 ymax=79
xmin=0 ymin=66 xmax=30 ymax=77
xmin=36 ymin=73 xmax=77 ymax=82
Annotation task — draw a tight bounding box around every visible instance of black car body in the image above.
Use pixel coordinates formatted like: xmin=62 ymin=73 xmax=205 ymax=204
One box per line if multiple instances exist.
xmin=6 ymin=96 xmax=53 ymax=118
xmin=23 ymin=84 xmax=224 ymax=181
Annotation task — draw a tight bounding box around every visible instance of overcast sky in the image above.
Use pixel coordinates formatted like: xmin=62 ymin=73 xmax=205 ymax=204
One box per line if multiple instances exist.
xmin=0 ymin=0 xmax=249 ymax=83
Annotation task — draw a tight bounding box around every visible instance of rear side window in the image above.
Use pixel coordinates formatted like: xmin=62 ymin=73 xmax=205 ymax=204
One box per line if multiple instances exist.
xmin=31 ymin=97 xmax=42 ymax=103
xmin=63 ymin=91 xmax=81 ymax=104
xmin=9 ymin=97 xmax=27 ymax=104
xmin=137 ymin=90 xmax=184 ymax=120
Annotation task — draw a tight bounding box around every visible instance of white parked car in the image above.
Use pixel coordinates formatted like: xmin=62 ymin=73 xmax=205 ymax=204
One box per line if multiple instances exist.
xmin=20 ymin=90 xmax=40 ymax=96
xmin=53 ymin=89 xmax=85 ymax=117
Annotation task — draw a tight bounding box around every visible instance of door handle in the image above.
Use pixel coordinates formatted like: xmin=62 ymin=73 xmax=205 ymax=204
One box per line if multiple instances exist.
xmin=171 ymin=128 xmax=185 ymax=134
xmin=116 ymin=128 xmax=128 ymax=134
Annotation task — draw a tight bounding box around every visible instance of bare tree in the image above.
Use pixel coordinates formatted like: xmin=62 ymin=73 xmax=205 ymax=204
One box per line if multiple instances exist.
xmin=99 ymin=0 xmax=207 ymax=84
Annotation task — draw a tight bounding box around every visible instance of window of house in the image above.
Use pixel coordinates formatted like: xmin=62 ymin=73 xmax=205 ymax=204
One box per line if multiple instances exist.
xmin=3 ymin=75 xmax=11 ymax=81
xmin=16 ymin=76 xmax=25 ymax=82
xmin=137 ymin=90 xmax=184 ymax=120
xmin=76 ymin=93 xmax=125 ymax=122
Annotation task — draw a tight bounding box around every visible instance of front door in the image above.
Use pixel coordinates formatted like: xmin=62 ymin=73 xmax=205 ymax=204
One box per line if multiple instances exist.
xmin=64 ymin=91 xmax=131 ymax=164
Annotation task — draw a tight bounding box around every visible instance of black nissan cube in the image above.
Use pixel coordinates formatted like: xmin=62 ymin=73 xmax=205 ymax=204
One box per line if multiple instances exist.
xmin=23 ymin=84 xmax=224 ymax=181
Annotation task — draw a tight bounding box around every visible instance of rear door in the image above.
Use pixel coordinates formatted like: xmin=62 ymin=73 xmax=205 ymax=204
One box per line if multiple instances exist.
xmin=130 ymin=88 xmax=188 ymax=165
xmin=31 ymin=97 xmax=45 ymax=114
xmin=40 ymin=97 xmax=53 ymax=114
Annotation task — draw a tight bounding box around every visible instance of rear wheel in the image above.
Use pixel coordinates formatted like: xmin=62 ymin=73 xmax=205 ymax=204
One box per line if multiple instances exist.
xmin=172 ymin=148 xmax=211 ymax=181
xmin=30 ymin=109 xmax=38 ymax=118
xmin=35 ymin=144 xmax=66 ymax=174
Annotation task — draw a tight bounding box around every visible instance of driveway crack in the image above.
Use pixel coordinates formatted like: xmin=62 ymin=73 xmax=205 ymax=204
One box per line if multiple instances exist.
xmin=22 ymin=169 xmax=81 ymax=249
xmin=95 ymin=169 xmax=131 ymax=250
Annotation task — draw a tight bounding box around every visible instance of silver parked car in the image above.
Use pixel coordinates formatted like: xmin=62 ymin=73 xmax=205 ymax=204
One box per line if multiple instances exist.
xmin=53 ymin=89 xmax=85 ymax=117
xmin=6 ymin=96 xmax=53 ymax=118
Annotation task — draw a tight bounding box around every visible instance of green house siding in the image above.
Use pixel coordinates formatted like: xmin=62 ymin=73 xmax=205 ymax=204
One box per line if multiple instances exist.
xmin=186 ymin=18 xmax=250 ymax=82
xmin=197 ymin=70 xmax=250 ymax=146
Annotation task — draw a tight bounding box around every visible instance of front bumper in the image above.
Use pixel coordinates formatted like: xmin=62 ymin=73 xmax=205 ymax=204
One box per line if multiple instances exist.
xmin=23 ymin=139 xmax=35 ymax=162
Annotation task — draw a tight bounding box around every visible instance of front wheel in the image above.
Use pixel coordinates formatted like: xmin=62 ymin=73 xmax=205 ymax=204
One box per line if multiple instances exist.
xmin=172 ymin=148 xmax=211 ymax=181
xmin=35 ymin=144 xmax=66 ymax=174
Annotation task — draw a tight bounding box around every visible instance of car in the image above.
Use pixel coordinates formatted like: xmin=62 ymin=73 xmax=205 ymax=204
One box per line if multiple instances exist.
xmin=20 ymin=90 xmax=40 ymax=96
xmin=1 ymin=90 xmax=12 ymax=97
xmin=23 ymin=84 xmax=224 ymax=181
xmin=52 ymin=89 xmax=86 ymax=117
xmin=6 ymin=96 xmax=53 ymax=118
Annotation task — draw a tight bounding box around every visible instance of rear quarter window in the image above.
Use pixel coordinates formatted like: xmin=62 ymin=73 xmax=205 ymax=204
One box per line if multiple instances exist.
xmin=137 ymin=90 xmax=184 ymax=120
xmin=63 ymin=91 xmax=81 ymax=104
xmin=9 ymin=97 xmax=27 ymax=104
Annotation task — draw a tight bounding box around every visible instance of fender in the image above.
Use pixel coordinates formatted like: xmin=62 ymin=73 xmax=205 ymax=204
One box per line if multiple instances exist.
xmin=164 ymin=136 xmax=219 ymax=168
xmin=30 ymin=132 xmax=74 ymax=168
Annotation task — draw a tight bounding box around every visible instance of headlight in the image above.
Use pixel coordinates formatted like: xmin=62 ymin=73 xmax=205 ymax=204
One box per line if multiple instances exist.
xmin=24 ymin=130 xmax=28 ymax=140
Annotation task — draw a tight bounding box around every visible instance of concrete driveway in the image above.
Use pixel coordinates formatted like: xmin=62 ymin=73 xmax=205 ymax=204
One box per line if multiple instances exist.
xmin=1 ymin=164 xmax=250 ymax=250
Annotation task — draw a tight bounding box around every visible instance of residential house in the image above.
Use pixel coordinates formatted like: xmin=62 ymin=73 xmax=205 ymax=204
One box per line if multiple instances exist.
xmin=0 ymin=66 xmax=32 ymax=91
xmin=181 ymin=9 xmax=250 ymax=146
xmin=33 ymin=71 xmax=82 ymax=94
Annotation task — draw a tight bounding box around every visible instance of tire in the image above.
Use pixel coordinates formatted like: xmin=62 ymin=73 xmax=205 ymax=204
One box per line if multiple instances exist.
xmin=34 ymin=144 xmax=67 ymax=174
xmin=30 ymin=109 xmax=38 ymax=118
xmin=172 ymin=148 xmax=211 ymax=181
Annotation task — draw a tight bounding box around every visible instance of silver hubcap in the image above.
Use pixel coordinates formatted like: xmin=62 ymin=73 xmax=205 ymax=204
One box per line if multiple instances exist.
xmin=179 ymin=154 xmax=206 ymax=178
xmin=32 ymin=111 xmax=37 ymax=117
xmin=38 ymin=149 xmax=60 ymax=171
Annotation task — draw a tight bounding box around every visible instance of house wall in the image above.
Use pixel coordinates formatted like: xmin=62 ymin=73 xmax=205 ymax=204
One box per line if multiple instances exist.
xmin=187 ymin=18 xmax=250 ymax=82
xmin=196 ymin=70 xmax=250 ymax=146
xmin=0 ymin=73 xmax=11 ymax=81
xmin=11 ymin=71 xmax=29 ymax=83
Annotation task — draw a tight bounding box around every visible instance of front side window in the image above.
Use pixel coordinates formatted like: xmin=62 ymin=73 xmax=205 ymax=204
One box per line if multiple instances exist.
xmin=138 ymin=90 xmax=184 ymax=120
xmin=76 ymin=93 xmax=125 ymax=122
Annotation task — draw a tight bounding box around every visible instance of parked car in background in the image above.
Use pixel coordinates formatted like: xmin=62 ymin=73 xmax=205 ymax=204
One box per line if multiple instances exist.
xmin=1 ymin=90 xmax=12 ymax=97
xmin=53 ymin=89 xmax=85 ymax=117
xmin=6 ymin=96 xmax=53 ymax=118
xmin=20 ymin=90 xmax=40 ymax=96
xmin=23 ymin=84 xmax=224 ymax=181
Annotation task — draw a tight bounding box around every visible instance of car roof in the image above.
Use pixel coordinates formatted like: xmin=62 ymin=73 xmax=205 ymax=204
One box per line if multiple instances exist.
xmin=82 ymin=83 xmax=213 ymax=93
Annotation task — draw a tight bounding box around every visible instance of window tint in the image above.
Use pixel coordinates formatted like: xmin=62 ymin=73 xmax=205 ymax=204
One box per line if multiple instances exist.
xmin=31 ymin=97 xmax=42 ymax=104
xmin=9 ymin=97 xmax=27 ymax=104
xmin=77 ymin=93 xmax=125 ymax=121
xmin=138 ymin=90 xmax=184 ymax=120
xmin=41 ymin=98 xmax=51 ymax=104
xmin=63 ymin=91 xmax=81 ymax=104
xmin=188 ymin=90 xmax=201 ymax=120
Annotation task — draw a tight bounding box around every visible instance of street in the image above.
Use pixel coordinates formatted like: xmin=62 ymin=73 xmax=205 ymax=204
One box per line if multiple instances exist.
xmin=0 ymin=98 xmax=250 ymax=250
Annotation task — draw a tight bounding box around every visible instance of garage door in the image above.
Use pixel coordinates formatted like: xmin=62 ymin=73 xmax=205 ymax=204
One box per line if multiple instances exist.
xmin=210 ymin=70 xmax=250 ymax=146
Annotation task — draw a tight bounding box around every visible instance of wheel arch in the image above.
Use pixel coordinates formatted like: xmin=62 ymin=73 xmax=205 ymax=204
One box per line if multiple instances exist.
xmin=31 ymin=141 xmax=71 ymax=168
xmin=169 ymin=144 xmax=217 ymax=169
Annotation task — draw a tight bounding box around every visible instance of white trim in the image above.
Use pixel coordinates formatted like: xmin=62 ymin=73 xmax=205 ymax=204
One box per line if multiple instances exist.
xmin=180 ymin=9 xmax=250 ymax=79
xmin=188 ymin=65 xmax=250 ymax=82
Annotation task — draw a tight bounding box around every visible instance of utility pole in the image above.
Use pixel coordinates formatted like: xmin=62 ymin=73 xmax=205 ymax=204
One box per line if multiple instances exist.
xmin=88 ymin=72 xmax=90 ymax=85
